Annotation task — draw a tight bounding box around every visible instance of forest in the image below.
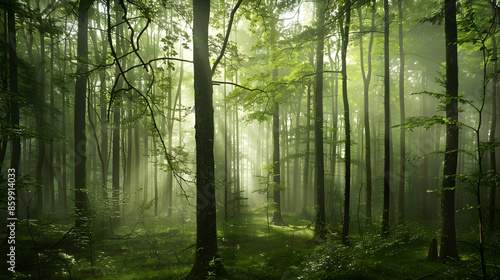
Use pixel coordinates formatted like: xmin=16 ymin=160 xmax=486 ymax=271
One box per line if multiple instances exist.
xmin=0 ymin=0 xmax=499 ymax=279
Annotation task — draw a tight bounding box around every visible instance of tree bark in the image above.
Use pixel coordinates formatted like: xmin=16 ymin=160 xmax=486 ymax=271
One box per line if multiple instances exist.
xmin=382 ymin=0 xmax=391 ymax=235
xmin=111 ymin=0 xmax=123 ymax=223
xmin=358 ymin=2 xmax=375 ymax=226
xmin=303 ymin=82 xmax=312 ymax=212
xmin=271 ymin=12 xmax=285 ymax=226
xmin=314 ymin=0 xmax=326 ymax=238
xmin=36 ymin=31 xmax=46 ymax=214
xmin=74 ymin=0 xmax=92 ymax=228
xmin=398 ymin=0 xmax=406 ymax=224
xmin=489 ymin=5 xmax=498 ymax=232
xmin=439 ymin=0 xmax=460 ymax=261
xmin=341 ymin=1 xmax=352 ymax=244
xmin=187 ymin=0 xmax=224 ymax=278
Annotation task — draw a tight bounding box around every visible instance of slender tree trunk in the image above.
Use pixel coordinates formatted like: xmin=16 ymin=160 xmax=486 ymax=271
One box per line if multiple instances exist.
xmin=382 ymin=0 xmax=391 ymax=235
xmin=489 ymin=5 xmax=498 ymax=232
xmin=112 ymin=102 xmax=120 ymax=222
xmin=303 ymin=83 xmax=312 ymax=213
xmin=398 ymin=0 xmax=406 ymax=224
xmin=440 ymin=0 xmax=460 ymax=261
xmin=48 ymin=35 xmax=55 ymax=213
xmin=272 ymin=102 xmax=285 ymax=225
xmin=134 ymin=120 xmax=140 ymax=203
xmin=98 ymin=28 xmax=109 ymax=203
xmin=154 ymin=138 xmax=158 ymax=216
xmin=61 ymin=24 xmax=68 ymax=214
xmin=36 ymin=31 xmax=46 ymax=213
xmin=358 ymin=3 xmax=375 ymax=226
xmin=224 ymin=64 xmax=229 ymax=223
xmin=293 ymin=92 xmax=302 ymax=210
xmin=271 ymin=16 xmax=285 ymax=226
xmin=75 ymin=0 xmax=92 ymax=228
xmin=341 ymin=1 xmax=352 ymax=244
xmin=124 ymin=110 xmax=133 ymax=213
xmin=235 ymin=103 xmax=241 ymax=216
xmin=314 ymin=0 xmax=326 ymax=238
xmin=166 ymin=60 xmax=173 ymax=217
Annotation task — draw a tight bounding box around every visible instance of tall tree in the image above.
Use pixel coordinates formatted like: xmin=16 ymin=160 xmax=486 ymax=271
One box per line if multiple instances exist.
xmin=358 ymin=1 xmax=375 ymax=226
xmin=489 ymin=4 xmax=498 ymax=232
xmin=382 ymin=0 xmax=391 ymax=235
xmin=36 ymin=28 xmax=46 ymax=213
xmin=111 ymin=0 xmax=123 ymax=226
xmin=271 ymin=7 xmax=285 ymax=227
xmin=314 ymin=0 xmax=327 ymax=238
xmin=341 ymin=0 xmax=352 ymax=244
xmin=439 ymin=0 xmax=460 ymax=260
xmin=303 ymin=82 xmax=312 ymax=212
xmin=74 ymin=0 xmax=92 ymax=228
xmin=397 ymin=0 xmax=405 ymax=224
xmin=187 ymin=0 xmax=224 ymax=277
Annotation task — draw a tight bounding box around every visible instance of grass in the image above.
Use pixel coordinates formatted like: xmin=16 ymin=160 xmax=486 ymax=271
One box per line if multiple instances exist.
xmin=2 ymin=209 xmax=500 ymax=280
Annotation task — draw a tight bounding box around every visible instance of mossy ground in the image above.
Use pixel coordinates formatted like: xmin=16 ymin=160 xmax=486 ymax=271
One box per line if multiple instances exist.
xmin=2 ymin=210 xmax=499 ymax=279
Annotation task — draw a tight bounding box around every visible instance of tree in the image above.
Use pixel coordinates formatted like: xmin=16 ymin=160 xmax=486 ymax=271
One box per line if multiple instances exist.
xmin=111 ymin=0 xmax=123 ymax=226
xmin=382 ymin=0 xmax=391 ymax=235
xmin=358 ymin=1 xmax=375 ymax=226
xmin=439 ymin=0 xmax=460 ymax=261
xmin=270 ymin=5 xmax=286 ymax=227
xmin=489 ymin=3 xmax=498 ymax=232
xmin=397 ymin=0 xmax=406 ymax=224
xmin=186 ymin=0 xmax=224 ymax=278
xmin=340 ymin=0 xmax=352 ymax=244
xmin=74 ymin=0 xmax=92 ymax=228
xmin=314 ymin=0 xmax=327 ymax=238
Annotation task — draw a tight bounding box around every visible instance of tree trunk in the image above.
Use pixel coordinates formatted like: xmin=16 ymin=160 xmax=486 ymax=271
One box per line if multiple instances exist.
xmin=489 ymin=5 xmax=498 ymax=232
xmin=303 ymin=83 xmax=312 ymax=212
xmin=36 ymin=31 xmax=46 ymax=214
xmin=341 ymin=1 xmax=352 ymax=244
xmin=314 ymin=0 xmax=326 ymax=238
xmin=358 ymin=2 xmax=375 ymax=226
xmin=48 ymin=35 xmax=55 ymax=213
xmin=187 ymin=0 xmax=224 ymax=278
xmin=328 ymin=49 xmax=339 ymax=224
xmin=97 ymin=27 xmax=109 ymax=203
xmin=272 ymin=102 xmax=285 ymax=225
xmin=74 ymin=0 xmax=92 ymax=228
xmin=271 ymin=17 xmax=285 ymax=226
xmin=439 ymin=0 xmax=460 ymax=261
xmin=293 ymin=91 xmax=302 ymax=211
xmin=224 ymin=64 xmax=229 ymax=222
xmin=398 ymin=0 xmax=406 ymax=224
xmin=382 ymin=0 xmax=391 ymax=235
xmin=61 ymin=23 xmax=68 ymax=214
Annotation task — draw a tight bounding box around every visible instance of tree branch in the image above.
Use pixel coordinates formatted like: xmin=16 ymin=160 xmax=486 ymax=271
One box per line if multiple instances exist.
xmin=211 ymin=0 xmax=244 ymax=76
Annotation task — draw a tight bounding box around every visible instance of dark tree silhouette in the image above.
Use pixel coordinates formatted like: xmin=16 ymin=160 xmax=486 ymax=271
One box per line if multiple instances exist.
xmin=341 ymin=0 xmax=352 ymax=245
xmin=186 ymin=0 xmax=225 ymax=278
xmin=74 ymin=0 xmax=92 ymax=228
xmin=382 ymin=0 xmax=391 ymax=235
xmin=314 ymin=0 xmax=326 ymax=239
xmin=439 ymin=0 xmax=460 ymax=261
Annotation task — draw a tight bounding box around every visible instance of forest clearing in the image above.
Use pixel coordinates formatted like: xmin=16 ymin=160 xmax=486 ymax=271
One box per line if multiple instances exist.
xmin=0 ymin=0 xmax=499 ymax=279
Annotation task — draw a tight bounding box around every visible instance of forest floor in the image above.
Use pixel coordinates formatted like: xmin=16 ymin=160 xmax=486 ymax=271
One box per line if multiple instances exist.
xmin=3 ymin=209 xmax=500 ymax=279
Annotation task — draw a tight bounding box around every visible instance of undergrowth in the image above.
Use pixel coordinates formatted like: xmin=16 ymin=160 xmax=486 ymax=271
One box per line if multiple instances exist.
xmin=2 ymin=210 xmax=500 ymax=280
